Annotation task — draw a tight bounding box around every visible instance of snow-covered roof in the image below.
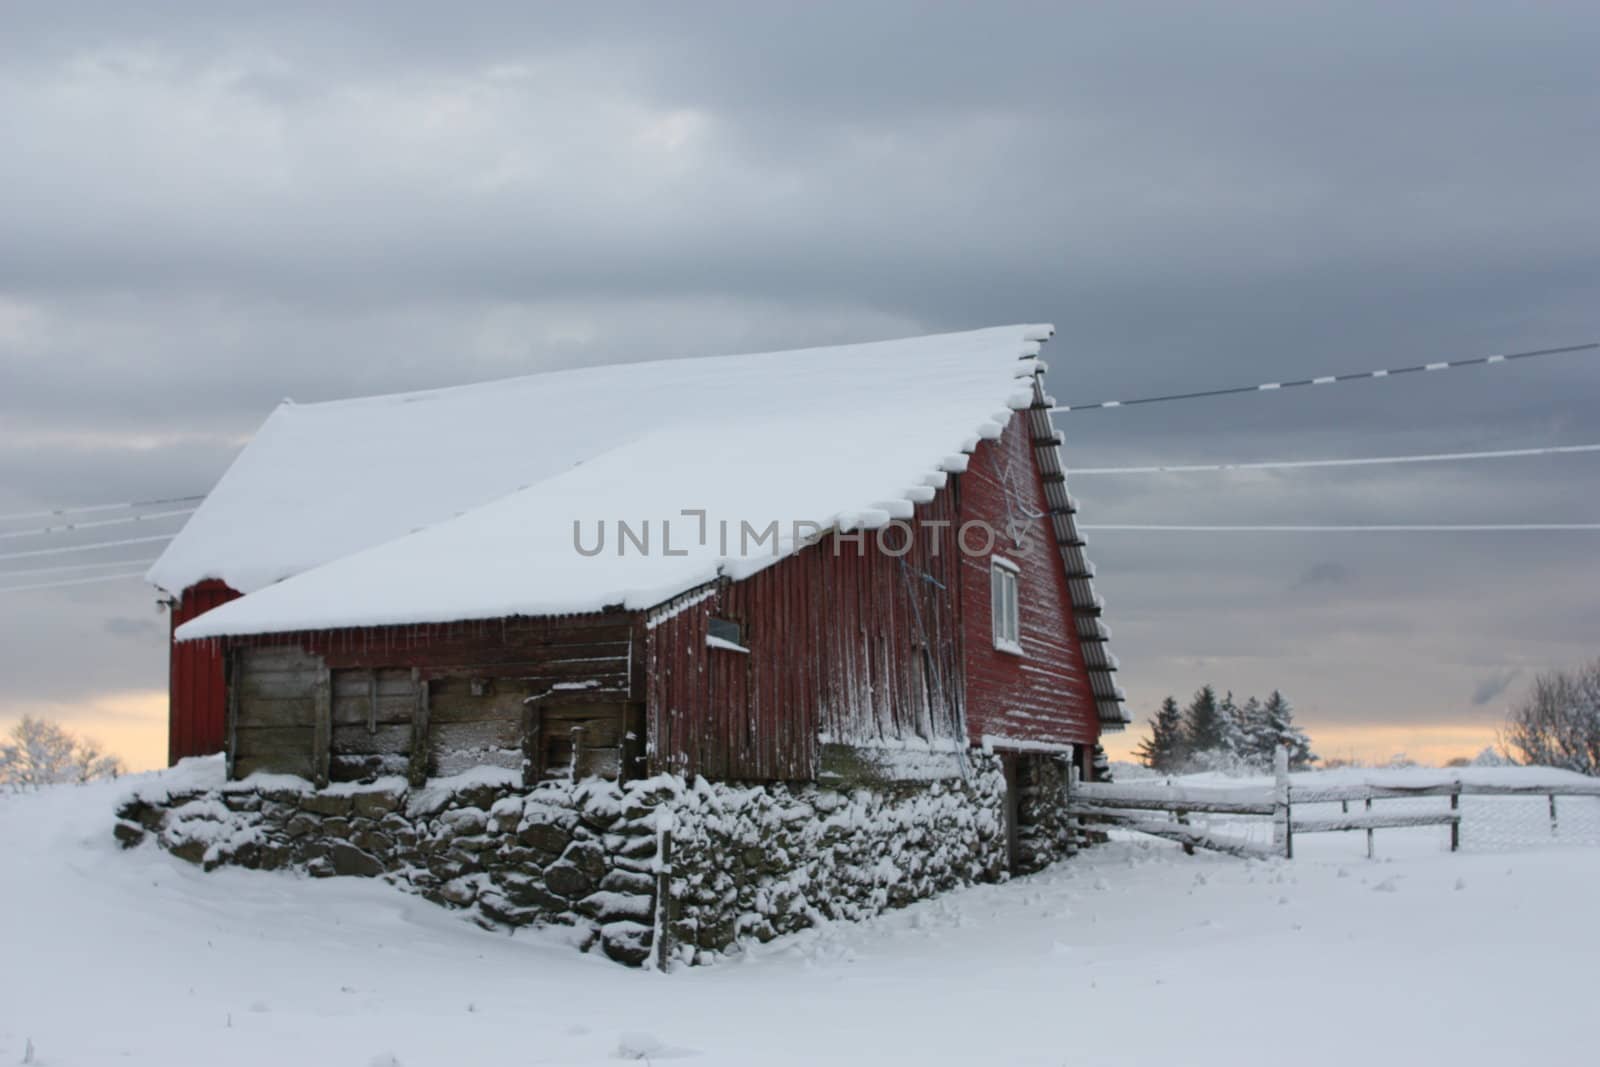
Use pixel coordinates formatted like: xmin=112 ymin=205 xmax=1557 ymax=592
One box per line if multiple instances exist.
xmin=162 ymin=326 xmax=1057 ymax=637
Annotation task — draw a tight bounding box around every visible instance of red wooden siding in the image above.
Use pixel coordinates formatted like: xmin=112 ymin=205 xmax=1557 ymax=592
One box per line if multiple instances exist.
xmin=646 ymin=490 xmax=967 ymax=782
xmin=168 ymin=579 xmax=241 ymax=764
xmin=958 ymin=414 xmax=1099 ymax=750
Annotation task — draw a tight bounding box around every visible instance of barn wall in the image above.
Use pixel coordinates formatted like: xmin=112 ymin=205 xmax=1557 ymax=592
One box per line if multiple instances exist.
xmin=958 ymin=414 xmax=1100 ymax=750
xmin=168 ymin=579 xmax=242 ymax=765
xmin=646 ymin=490 xmax=967 ymax=782
xmin=221 ymin=613 xmax=639 ymax=784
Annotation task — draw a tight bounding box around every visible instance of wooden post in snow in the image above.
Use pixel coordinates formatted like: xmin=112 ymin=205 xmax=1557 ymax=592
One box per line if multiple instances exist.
xmin=1273 ymin=745 xmax=1292 ymax=859
xmin=1549 ymin=793 xmax=1559 ymax=837
xmin=408 ymin=669 xmax=430 ymax=787
xmin=1364 ymin=796 xmax=1374 ymax=859
xmin=1449 ymin=785 xmax=1460 ymax=852
xmin=1066 ymin=764 xmax=1080 ymax=856
xmin=311 ymin=666 xmax=332 ymax=789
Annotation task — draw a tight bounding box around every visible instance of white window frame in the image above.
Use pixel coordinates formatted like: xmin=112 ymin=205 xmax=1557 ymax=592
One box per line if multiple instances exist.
xmin=991 ymin=557 xmax=1023 ymax=655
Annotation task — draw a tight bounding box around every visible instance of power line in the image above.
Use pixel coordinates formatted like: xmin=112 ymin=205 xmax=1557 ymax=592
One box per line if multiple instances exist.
xmin=0 ymin=557 xmax=161 ymax=580
xmin=0 ymin=493 xmax=206 ymax=525
xmin=0 ymin=507 xmax=196 ymax=543
xmin=1081 ymin=523 xmax=1600 ymax=533
xmin=0 ymin=570 xmax=150 ymax=595
xmin=1051 ymin=341 xmax=1598 ymax=414
xmin=0 ymin=534 xmax=174 ymax=563
xmin=1070 ymin=441 xmax=1600 ymax=476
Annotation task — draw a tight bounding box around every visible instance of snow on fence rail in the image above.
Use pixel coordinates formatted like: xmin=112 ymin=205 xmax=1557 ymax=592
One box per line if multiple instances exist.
xmin=1068 ymin=753 xmax=1600 ymax=860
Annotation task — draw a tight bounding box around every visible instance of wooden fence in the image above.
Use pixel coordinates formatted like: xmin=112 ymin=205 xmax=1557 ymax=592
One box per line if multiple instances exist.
xmin=1068 ymin=750 xmax=1600 ymax=860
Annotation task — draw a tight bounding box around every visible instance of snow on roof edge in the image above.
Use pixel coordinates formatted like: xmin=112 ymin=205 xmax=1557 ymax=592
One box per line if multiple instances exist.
xmin=170 ymin=324 xmax=1061 ymax=641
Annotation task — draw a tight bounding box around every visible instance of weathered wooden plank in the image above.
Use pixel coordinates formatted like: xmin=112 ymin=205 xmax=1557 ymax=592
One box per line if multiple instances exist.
xmin=233 ymin=725 xmax=315 ymax=757
xmin=311 ymin=666 xmax=332 ymax=788
xmin=239 ymin=646 xmax=323 ymax=673
xmin=1292 ymin=812 xmax=1460 ymax=834
xmin=235 ymin=695 xmax=317 ymax=730
xmin=331 ymin=693 xmax=416 ymax=728
xmin=225 ymin=648 xmax=240 ymax=780
xmin=1069 ymin=808 xmax=1278 ymax=859
xmin=408 ymin=671 xmax=429 ymax=787
xmin=1067 ymin=795 xmax=1276 ymax=816
xmin=331 ymin=723 xmax=412 ymax=756
xmin=332 ymin=668 xmax=415 ymax=699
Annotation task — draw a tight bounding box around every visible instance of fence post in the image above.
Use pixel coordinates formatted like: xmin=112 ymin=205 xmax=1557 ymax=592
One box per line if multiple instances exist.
xmin=1067 ymin=765 xmax=1081 ymax=856
xmin=1548 ymin=793 xmax=1558 ymax=837
xmin=1449 ymin=785 xmax=1460 ymax=852
xmin=1273 ymin=745 xmax=1292 ymax=859
xmin=1364 ymin=796 xmax=1374 ymax=859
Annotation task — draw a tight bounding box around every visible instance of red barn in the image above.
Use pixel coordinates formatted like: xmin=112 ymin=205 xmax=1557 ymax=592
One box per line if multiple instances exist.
xmin=149 ymin=325 xmax=1127 ymax=866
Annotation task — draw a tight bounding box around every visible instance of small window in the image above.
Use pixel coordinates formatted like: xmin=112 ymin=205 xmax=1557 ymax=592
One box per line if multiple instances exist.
xmin=991 ymin=558 xmax=1022 ymax=654
xmin=707 ymin=617 xmax=750 ymax=653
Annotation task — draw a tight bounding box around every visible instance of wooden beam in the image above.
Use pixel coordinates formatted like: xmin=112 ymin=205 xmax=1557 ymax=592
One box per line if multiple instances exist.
xmin=224 ymin=648 xmax=239 ymax=781
xmin=311 ymin=665 xmax=332 ymax=789
xmin=1292 ymin=812 xmax=1460 ymax=834
xmin=1068 ymin=808 xmax=1276 ymax=859
xmin=408 ymin=668 xmax=430 ymax=787
xmin=1069 ymin=795 xmax=1274 ymax=816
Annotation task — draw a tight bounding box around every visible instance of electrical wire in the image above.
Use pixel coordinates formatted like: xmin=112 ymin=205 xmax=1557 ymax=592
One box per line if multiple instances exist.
xmin=0 ymin=493 xmax=206 ymax=524
xmin=1081 ymin=523 xmax=1600 ymax=533
xmin=0 ymin=507 xmax=196 ymax=542
xmin=1052 ymin=342 xmax=1598 ymax=413
xmin=1069 ymin=442 xmax=1600 ymax=476
xmin=0 ymin=570 xmax=150 ymax=594
xmin=0 ymin=534 xmax=174 ymax=563
xmin=0 ymin=557 xmax=160 ymax=580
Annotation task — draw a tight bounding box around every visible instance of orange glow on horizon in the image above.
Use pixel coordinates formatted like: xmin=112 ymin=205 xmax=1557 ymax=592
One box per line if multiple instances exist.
xmin=0 ymin=690 xmax=168 ymax=773
xmin=1101 ymin=720 xmax=1503 ymax=769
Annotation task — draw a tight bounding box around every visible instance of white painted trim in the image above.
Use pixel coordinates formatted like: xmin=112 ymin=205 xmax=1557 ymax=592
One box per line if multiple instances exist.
xmin=991 ymin=555 xmax=1021 ymax=574
xmin=981 ymin=735 xmax=1076 ymax=757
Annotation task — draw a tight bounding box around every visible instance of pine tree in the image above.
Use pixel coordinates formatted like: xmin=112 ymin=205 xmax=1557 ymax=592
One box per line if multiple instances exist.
xmin=1134 ymin=697 xmax=1187 ymax=772
xmin=1262 ymin=690 xmax=1317 ymax=770
xmin=1217 ymin=690 xmax=1250 ymax=764
xmin=1184 ymin=685 xmax=1227 ymax=756
xmin=1239 ymin=695 xmax=1275 ymax=768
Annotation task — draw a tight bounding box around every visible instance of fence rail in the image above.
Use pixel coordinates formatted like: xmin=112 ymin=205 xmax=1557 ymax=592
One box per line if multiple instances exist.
xmin=1068 ymin=752 xmax=1600 ymax=860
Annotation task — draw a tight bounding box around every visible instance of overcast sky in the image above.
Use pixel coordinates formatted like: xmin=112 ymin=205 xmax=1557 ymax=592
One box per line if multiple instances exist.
xmin=2 ymin=1 xmax=1597 ymax=769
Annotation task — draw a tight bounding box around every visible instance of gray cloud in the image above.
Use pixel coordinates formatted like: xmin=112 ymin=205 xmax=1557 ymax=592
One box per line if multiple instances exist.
xmin=1294 ymin=562 xmax=1355 ymax=590
xmin=1471 ymin=670 xmax=1523 ymax=708
xmin=1 ymin=2 xmax=1598 ymax=761
xmin=103 ymin=616 xmax=163 ymax=641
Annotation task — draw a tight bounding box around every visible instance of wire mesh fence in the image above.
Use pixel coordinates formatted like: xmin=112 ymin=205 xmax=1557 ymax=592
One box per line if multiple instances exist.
xmin=1073 ymin=767 xmax=1600 ymax=859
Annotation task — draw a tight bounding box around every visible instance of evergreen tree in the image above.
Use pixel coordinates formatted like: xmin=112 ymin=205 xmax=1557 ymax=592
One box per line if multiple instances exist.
xmin=1262 ymin=690 xmax=1317 ymax=770
xmin=1239 ymin=695 xmax=1275 ymax=768
xmin=1217 ymin=690 xmax=1250 ymax=763
xmin=1184 ymin=685 xmax=1227 ymax=755
xmin=1134 ymin=696 xmax=1187 ymax=772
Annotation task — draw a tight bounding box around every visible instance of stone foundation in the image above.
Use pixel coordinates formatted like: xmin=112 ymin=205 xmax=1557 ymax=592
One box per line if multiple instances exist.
xmin=116 ymin=751 xmax=1081 ymax=967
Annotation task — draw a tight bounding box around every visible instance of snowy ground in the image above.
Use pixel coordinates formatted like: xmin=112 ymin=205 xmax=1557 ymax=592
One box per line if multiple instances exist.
xmin=3 ymin=772 xmax=1596 ymax=1066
